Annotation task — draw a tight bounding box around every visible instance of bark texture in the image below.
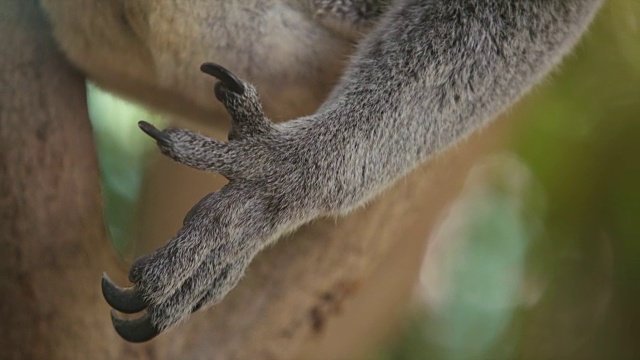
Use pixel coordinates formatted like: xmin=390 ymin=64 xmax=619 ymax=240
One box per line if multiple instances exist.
xmin=0 ymin=1 xmax=145 ymax=358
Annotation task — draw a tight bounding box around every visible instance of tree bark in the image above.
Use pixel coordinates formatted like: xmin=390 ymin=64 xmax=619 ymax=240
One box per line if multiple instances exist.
xmin=0 ymin=1 xmax=140 ymax=358
xmin=0 ymin=1 xmax=503 ymax=359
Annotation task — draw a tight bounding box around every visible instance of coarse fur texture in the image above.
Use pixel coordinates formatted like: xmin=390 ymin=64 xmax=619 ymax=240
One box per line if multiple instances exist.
xmin=40 ymin=0 xmax=356 ymax=123
xmin=96 ymin=0 xmax=604 ymax=341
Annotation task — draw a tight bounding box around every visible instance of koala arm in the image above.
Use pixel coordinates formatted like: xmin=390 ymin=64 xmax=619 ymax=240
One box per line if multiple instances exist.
xmin=103 ymin=0 xmax=603 ymax=342
xmin=310 ymin=0 xmax=603 ymax=209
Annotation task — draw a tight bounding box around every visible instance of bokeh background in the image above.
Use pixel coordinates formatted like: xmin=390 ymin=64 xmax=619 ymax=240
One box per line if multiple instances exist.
xmin=88 ymin=0 xmax=639 ymax=358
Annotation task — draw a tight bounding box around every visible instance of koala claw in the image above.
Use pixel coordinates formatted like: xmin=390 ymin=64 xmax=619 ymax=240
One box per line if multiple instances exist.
xmin=138 ymin=121 xmax=171 ymax=146
xmin=101 ymin=273 xmax=147 ymax=314
xmin=110 ymin=311 xmax=160 ymax=343
xmin=200 ymin=62 xmax=245 ymax=95
xmin=103 ymin=62 xmax=285 ymax=342
xmin=202 ymin=64 xmax=272 ymax=140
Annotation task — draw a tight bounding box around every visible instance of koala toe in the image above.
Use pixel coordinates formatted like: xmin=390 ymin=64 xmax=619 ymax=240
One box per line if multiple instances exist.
xmin=200 ymin=62 xmax=245 ymax=94
xmin=200 ymin=62 xmax=272 ymax=140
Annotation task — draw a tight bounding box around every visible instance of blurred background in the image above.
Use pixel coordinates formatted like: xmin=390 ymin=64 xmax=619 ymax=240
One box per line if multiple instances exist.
xmin=377 ymin=1 xmax=640 ymax=358
xmin=88 ymin=0 xmax=639 ymax=359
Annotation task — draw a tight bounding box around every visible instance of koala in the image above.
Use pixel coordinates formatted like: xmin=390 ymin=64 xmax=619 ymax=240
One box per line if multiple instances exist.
xmin=98 ymin=0 xmax=604 ymax=342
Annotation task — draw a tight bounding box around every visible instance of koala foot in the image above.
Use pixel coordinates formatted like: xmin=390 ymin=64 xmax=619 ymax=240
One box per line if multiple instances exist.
xmin=102 ymin=62 xmax=293 ymax=342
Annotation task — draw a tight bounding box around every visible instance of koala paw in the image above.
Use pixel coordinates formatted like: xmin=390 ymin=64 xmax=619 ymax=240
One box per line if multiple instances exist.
xmin=102 ymin=63 xmax=300 ymax=342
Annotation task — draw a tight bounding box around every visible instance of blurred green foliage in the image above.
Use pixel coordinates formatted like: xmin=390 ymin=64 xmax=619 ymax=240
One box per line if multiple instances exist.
xmin=379 ymin=0 xmax=640 ymax=359
xmin=87 ymin=82 xmax=166 ymax=256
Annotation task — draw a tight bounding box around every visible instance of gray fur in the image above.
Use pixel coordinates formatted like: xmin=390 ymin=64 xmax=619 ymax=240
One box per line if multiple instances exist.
xmin=129 ymin=0 xmax=603 ymax=332
xmin=310 ymin=0 xmax=391 ymax=38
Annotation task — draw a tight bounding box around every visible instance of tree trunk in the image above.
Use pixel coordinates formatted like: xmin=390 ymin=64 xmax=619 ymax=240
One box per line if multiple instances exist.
xmin=0 ymin=1 xmax=148 ymax=358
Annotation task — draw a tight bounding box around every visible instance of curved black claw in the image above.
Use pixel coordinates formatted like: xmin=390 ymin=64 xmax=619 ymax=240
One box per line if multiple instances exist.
xmin=111 ymin=311 xmax=160 ymax=343
xmin=138 ymin=121 xmax=171 ymax=147
xmin=102 ymin=273 xmax=147 ymax=314
xmin=200 ymin=62 xmax=245 ymax=94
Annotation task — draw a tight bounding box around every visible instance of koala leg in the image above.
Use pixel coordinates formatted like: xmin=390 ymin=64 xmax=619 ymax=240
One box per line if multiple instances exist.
xmin=102 ymin=0 xmax=603 ymax=343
